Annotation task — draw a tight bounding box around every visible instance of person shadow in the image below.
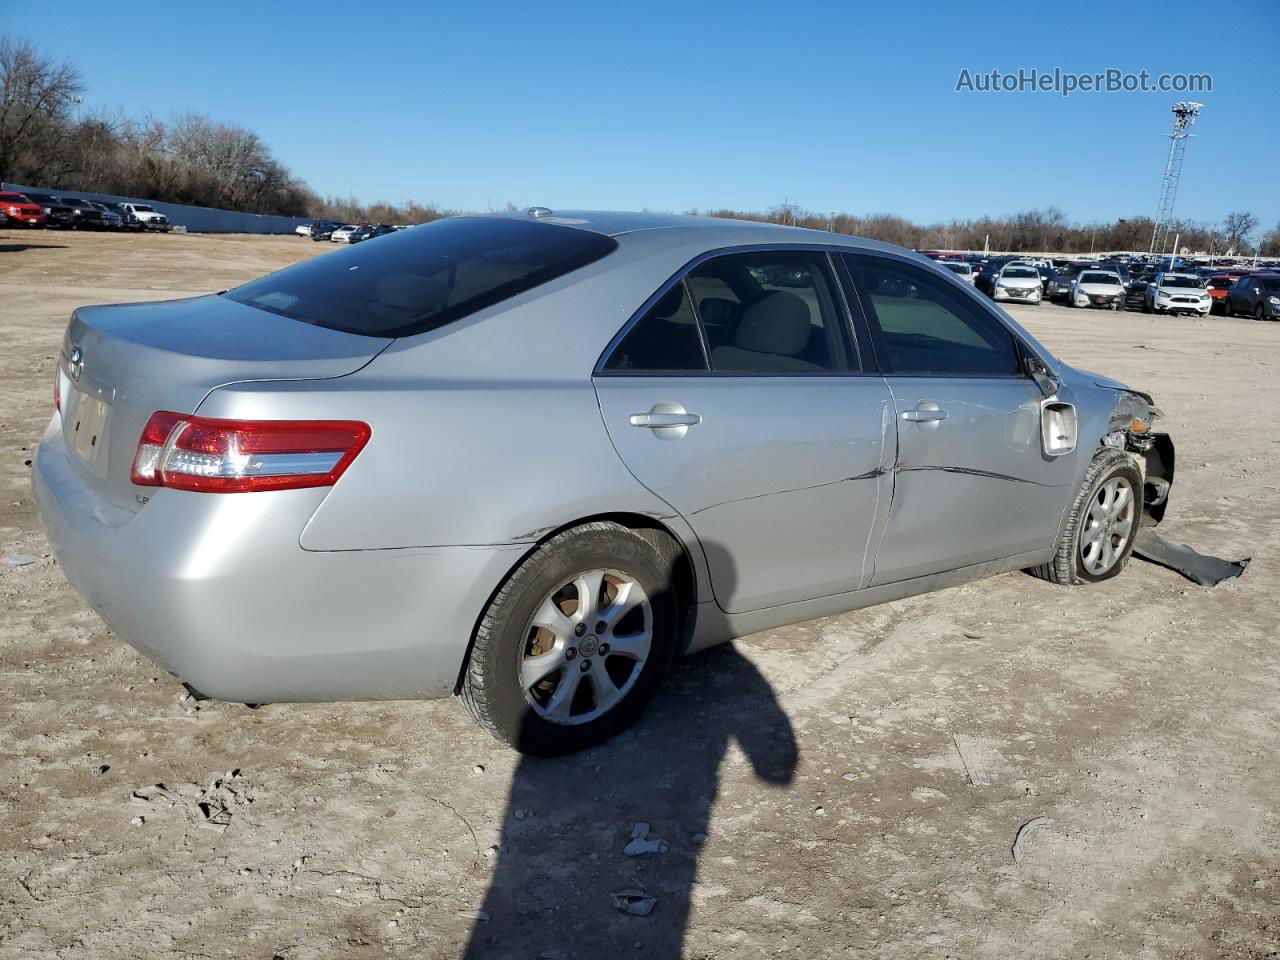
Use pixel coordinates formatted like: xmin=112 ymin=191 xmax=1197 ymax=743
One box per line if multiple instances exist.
xmin=461 ymin=642 xmax=797 ymax=959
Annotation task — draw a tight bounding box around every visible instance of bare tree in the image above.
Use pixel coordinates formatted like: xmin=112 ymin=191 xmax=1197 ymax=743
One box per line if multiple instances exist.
xmin=1261 ymin=223 xmax=1280 ymax=258
xmin=1223 ymin=211 xmax=1259 ymax=253
xmin=0 ymin=35 xmax=83 ymax=182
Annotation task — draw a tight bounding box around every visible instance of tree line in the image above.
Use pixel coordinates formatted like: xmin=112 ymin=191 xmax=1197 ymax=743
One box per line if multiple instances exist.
xmin=3 ymin=35 xmax=1276 ymax=253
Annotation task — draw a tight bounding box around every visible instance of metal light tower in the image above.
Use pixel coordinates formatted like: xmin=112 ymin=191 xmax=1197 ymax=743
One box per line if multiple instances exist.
xmin=1148 ymin=101 xmax=1202 ymax=258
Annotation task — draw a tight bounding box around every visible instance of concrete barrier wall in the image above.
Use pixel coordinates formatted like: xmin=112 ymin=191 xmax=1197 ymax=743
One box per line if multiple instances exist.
xmin=2 ymin=182 xmax=312 ymax=234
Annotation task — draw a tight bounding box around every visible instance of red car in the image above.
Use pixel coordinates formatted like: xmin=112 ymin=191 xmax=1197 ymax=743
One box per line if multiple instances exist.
xmin=0 ymin=191 xmax=48 ymax=227
xmin=1205 ymin=271 xmax=1252 ymax=315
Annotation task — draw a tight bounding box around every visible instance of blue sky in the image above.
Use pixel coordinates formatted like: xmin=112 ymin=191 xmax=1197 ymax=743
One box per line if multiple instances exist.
xmin=10 ymin=0 xmax=1278 ymax=230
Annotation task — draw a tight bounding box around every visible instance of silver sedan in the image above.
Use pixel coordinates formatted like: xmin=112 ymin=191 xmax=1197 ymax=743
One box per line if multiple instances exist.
xmin=33 ymin=210 xmax=1175 ymax=754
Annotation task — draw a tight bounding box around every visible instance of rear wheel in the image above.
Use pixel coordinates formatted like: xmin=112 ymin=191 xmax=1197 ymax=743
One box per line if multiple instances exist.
xmin=1029 ymin=449 xmax=1142 ymax=586
xmin=460 ymin=522 xmax=680 ymax=755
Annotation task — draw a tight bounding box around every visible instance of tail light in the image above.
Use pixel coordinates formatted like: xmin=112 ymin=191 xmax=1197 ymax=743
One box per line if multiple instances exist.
xmin=53 ymin=365 xmax=61 ymax=413
xmin=131 ymin=412 xmax=371 ymax=493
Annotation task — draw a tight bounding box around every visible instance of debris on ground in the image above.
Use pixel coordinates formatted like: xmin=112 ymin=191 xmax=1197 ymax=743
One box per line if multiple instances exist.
xmin=952 ymin=734 xmax=991 ymax=787
xmin=128 ymin=771 xmax=252 ymax=832
xmin=1011 ymin=816 xmax=1054 ymax=863
xmin=456 ymin=910 xmax=490 ymax=922
xmin=623 ymin=822 xmax=669 ymax=856
xmin=1133 ymin=529 xmax=1249 ymax=586
xmin=610 ymin=889 xmax=657 ymax=916
xmin=3 ymin=554 xmax=38 ymax=566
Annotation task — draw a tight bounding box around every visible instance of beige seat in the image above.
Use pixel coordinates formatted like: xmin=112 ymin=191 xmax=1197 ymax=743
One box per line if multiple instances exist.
xmin=710 ymin=291 xmax=821 ymax=372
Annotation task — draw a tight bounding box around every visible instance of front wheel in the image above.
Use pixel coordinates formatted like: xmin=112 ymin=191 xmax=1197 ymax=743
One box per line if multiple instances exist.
xmin=460 ymin=522 xmax=681 ymax=755
xmin=1257 ymin=305 xmax=1267 ymax=322
xmin=1028 ymin=449 xmax=1142 ymax=586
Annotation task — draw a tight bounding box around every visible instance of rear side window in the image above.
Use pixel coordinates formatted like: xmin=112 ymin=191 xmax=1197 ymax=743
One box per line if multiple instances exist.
xmin=686 ymin=251 xmax=854 ymax=373
xmin=227 ymin=217 xmax=618 ymax=337
xmin=604 ymin=282 xmax=708 ymax=372
xmin=845 ymin=255 xmax=1019 ymax=377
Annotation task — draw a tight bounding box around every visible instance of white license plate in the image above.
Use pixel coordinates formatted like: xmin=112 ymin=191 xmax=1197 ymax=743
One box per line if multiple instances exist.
xmin=71 ymin=393 xmax=110 ymax=465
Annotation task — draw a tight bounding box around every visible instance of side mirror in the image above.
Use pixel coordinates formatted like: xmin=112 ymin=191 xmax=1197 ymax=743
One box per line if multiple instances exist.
xmin=1024 ymin=353 xmax=1058 ymax=398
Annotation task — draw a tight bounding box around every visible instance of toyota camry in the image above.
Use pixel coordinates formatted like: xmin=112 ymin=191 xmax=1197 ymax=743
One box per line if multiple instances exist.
xmin=34 ymin=210 xmax=1175 ymax=754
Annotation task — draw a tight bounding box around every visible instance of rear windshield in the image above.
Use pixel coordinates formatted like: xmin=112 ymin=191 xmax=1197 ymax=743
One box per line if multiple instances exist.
xmin=227 ymin=217 xmax=618 ymax=337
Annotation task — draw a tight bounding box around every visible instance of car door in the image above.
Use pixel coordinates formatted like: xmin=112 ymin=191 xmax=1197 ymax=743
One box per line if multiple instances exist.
xmin=841 ymin=254 xmax=1075 ymax=585
xmin=593 ymin=249 xmax=895 ymax=614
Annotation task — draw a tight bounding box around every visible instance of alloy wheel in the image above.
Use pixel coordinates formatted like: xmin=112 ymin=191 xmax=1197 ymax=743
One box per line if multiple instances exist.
xmin=1080 ymin=477 xmax=1135 ymax=576
xmin=519 ymin=568 xmax=652 ymax=725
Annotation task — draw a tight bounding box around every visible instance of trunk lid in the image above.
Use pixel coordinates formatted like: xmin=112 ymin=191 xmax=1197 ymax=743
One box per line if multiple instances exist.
xmin=57 ymin=293 xmax=391 ymax=512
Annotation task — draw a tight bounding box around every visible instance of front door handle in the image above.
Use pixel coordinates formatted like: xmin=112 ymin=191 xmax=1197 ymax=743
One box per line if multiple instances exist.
xmin=629 ymin=403 xmax=701 ymax=439
xmin=901 ymin=401 xmax=948 ymax=423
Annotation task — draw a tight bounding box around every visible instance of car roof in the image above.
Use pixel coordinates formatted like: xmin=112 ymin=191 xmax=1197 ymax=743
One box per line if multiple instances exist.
xmin=470 ymin=208 xmax=912 ymax=256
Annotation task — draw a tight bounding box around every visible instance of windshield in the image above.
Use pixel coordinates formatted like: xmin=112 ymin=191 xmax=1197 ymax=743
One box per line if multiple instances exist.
xmin=1161 ymin=275 xmax=1204 ymax=289
xmin=1079 ymin=273 xmax=1120 ymax=285
xmin=942 ymin=262 xmax=971 ymax=273
xmin=227 ymin=216 xmax=619 ymax=338
xmin=132 ymin=204 xmax=155 ymax=212
xmin=1002 ymin=267 xmax=1038 ymax=278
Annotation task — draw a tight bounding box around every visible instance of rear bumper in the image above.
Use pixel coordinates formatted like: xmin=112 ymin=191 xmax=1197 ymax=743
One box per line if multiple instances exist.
xmin=32 ymin=418 xmax=521 ymax=702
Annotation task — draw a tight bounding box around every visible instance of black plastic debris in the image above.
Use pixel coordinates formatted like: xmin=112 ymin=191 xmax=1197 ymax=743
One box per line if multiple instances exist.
xmin=1133 ymin=529 xmax=1249 ymax=586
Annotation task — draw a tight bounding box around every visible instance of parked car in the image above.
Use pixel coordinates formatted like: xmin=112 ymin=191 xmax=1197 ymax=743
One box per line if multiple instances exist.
xmin=1205 ymin=272 xmax=1250 ymax=314
xmin=88 ymin=201 xmax=124 ymax=229
xmin=330 ymin=224 xmax=364 ymax=243
xmin=22 ymin=192 xmax=76 ymax=228
xmin=973 ymin=257 xmax=1016 ymax=295
xmin=0 ymin=190 xmax=48 ymax=227
xmin=938 ymin=261 xmax=977 ymax=284
xmin=309 ymin=220 xmax=343 ymax=241
xmin=991 ymin=263 xmax=1042 ymax=304
xmin=33 ymin=210 xmax=1175 ymax=755
xmin=56 ymin=197 xmax=106 ymax=229
xmin=347 ymin=224 xmax=397 ymax=244
xmin=119 ymin=202 xmax=170 ymax=231
xmin=105 ymin=201 xmax=143 ymax=229
xmin=294 ymin=223 xmax=314 ymax=238
xmin=1046 ymin=261 xmax=1091 ymax=299
xmin=1143 ymin=273 xmax=1212 ymax=316
xmin=1226 ymin=273 xmax=1280 ymax=321
xmin=1070 ymin=270 xmax=1125 ymax=310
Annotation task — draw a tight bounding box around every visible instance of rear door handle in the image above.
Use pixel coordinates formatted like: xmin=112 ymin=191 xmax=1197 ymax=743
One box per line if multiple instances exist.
xmin=901 ymin=401 xmax=947 ymax=423
xmin=630 ymin=412 xmax=702 ymax=428
xmin=629 ymin=403 xmax=701 ymax=439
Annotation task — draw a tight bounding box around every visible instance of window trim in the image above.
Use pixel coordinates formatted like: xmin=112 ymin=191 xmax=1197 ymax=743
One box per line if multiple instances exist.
xmin=840 ymin=251 xmax=1043 ymax=381
xmin=594 ymin=244 xmax=875 ymax=379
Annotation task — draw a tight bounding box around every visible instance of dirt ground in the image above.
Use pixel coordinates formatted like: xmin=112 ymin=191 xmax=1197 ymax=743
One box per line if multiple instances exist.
xmin=1 ymin=229 xmax=1276 ymax=960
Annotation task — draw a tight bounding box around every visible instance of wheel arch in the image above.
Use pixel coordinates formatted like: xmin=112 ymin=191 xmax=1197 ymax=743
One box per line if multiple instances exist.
xmin=451 ymin=511 xmax=703 ymax=694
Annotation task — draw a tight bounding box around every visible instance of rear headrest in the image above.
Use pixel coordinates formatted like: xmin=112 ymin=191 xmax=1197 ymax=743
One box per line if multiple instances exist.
xmin=736 ymin=292 xmax=811 ymax=356
xmin=376 ymin=272 xmax=448 ymax=313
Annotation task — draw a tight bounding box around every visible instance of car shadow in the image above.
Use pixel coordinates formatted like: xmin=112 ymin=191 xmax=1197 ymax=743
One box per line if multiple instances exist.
xmin=461 ymin=642 xmax=797 ymax=959
xmin=0 ymin=241 xmax=68 ymax=252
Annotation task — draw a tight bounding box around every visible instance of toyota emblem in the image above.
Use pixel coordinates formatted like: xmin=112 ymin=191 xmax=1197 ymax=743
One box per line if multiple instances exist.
xmin=68 ymin=345 xmax=83 ymax=381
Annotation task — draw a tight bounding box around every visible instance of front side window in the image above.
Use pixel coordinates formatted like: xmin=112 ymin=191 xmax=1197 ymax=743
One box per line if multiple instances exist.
xmin=684 ymin=251 xmax=854 ymax=373
xmin=844 ymin=255 xmax=1020 ymax=377
xmin=227 ymin=217 xmax=618 ymax=337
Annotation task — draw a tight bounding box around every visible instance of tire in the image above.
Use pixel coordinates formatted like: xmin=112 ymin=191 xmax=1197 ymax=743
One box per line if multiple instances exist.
xmin=460 ymin=522 xmax=681 ymax=755
xmin=1256 ymin=305 xmax=1266 ymax=322
xmin=1028 ymin=449 xmax=1142 ymax=586
xmin=1142 ymin=299 xmax=1152 ymax=314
